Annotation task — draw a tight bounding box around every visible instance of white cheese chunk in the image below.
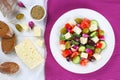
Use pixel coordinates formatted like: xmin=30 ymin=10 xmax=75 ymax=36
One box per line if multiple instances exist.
xmin=60 ymin=44 xmax=65 ymax=51
xmin=80 ymin=37 xmax=88 ymax=44
xmin=89 ymin=24 xmax=98 ymax=32
xmin=93 ymin=54 xmax=102 ymax=61
xmin=64 ymin=32 xmax=71 ymax=39
xmin=15 ymin=39 xmax=44 ymax=69
xmin=68 ymin=20 xmax=76 ymax=26
xmin=73 ymin=26 xmax=82 ymax=35
xmin=81 ymin=52 xmax=88 ymax=59
xmin=91 ymin=36 xmax=99 ymax=43
xmin=33 ymin=27 xmax=41 ymax=37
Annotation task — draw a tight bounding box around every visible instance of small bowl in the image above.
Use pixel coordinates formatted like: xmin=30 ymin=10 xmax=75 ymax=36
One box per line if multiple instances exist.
xmin=30 ymin=5 xmax=46 ymax=21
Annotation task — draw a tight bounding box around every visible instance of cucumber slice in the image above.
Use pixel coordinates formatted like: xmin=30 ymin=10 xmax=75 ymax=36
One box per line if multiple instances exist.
xmin=90 ymin=20 xmax=98 ymax=32
xmin=100 ymin=41 xmax=107 ymax=49
xmin=90 ymin=20 xmax=98 ymax=26
xmin=60 ymin=35 xmax=65 ymax=40
xmin=78 ymin=46 xmax=86 ymax=52
xmin=72 ymin=40 xmax=79 ymax=45
xmin=90 ymin=31 xmax=97 ymax=38
xmin=73 ymin=33 xmax=80 ymax=37
xmin=86 ymin=45 xmax=95 ymax=50
xmin=72 ymin=55 xmax=80 ymax=64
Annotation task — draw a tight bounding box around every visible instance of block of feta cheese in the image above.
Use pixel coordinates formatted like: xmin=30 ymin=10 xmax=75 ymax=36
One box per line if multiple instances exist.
xmin=68 ymin=20 xmax=76 ymax=26
xmin=73 ymin=26 xmax=82 ymax=35
xmin=15 ymin=39 xmax=44 ymax=69
xmin=93 ymin=54 xmax=102 ymax=61
xmin=81 ymin=52 xmax=88 ymax=59
xmin=80 ymin=37 xmax=88 ymax=44
xmin=91 ymin=36 xmax=99 ymax=43
xmin=64 ymin=32 xmax=71 ymax=39
xmin=33 ymin=27 xmax=42 ymax=37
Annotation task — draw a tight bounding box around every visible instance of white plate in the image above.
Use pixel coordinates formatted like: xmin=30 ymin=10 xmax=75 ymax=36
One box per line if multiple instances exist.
xmin=50 ymin=8 xmax=115 ymax=74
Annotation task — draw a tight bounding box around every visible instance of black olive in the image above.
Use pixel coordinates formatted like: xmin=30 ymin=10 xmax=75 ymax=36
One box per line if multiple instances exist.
xmin=88 ymin=39 xmax=96 ymax=46
xmin=89 ymin=56 xmax=96 ymax=62
xmin=66 ymin=56 xmax=71 ymax=62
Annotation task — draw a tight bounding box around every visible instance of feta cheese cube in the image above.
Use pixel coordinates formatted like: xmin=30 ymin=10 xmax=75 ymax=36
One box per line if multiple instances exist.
xmin=93 ymin=54 xmax=102 ymax=61
xmin=60 ymin=44 xmax=65 ymax=51
xmin=91 ymin=36 xmax=99 ymax=43
xmin=15 ymin=39 xmax=44 ymax=69
xmin=64 ymin=32 xmax=71 ymax=39
xmin=80 ymin=37 xmax=88 ymax=44
xmin=73 ymin=26 xmax=82 ymax=35
xmin=33 ymin=27 xmax=42 ymax=37
xmin=68 ymin=20 xmax=76 ymax=26
xmin=89 ymin=24 xmax=98 ymax=31
xmin=81 ymin=52 xmax=88 ymax=58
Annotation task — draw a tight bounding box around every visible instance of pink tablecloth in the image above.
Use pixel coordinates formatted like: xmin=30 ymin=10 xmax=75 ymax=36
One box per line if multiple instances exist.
xmin=45 ymin=0 xmax=120 ymax=79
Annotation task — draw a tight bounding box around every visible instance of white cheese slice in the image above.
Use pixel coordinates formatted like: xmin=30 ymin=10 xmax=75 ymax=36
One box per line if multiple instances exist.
xmin=64 ymin=32 xmax=71 ymax=39
xmin=80 ymin=37 xmax=88 ymax=44
xmin=33 ymin=27 xmax=42 ymax=37
xmin=73 ymin=26 xmax=82 ymax=35
xmin=91 ymin=36 xmax=99 ymax=43
xmin=15 ymin=39 xmax=44 ymax=69
xmin=93 ymin=54 xmax=102 ymax=61
xmin=81 ymin=52 xmax=88 ymax=59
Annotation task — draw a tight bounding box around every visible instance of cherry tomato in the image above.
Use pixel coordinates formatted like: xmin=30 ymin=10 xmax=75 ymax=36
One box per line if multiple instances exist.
xmin=62 ymin=49 xmax=71 ymax=58
xmin=80 ymin=59 xmax=89 ymax=66
xmin=96 ymin=42 xmax=102 ymax=48
xmin=65 ymin=23 xmax=73 ymax=29
xmin=71 ymin=52 xmax=79 ymax=58
xmin=80 ymin=18 xmax=90 ymax=29
xmin=60 ymin=40 xmax=65 ymax=44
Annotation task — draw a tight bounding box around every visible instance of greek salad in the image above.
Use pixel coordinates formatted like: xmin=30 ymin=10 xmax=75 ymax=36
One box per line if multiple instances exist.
xmin=59 ymin=18 xmax=106 ymax=66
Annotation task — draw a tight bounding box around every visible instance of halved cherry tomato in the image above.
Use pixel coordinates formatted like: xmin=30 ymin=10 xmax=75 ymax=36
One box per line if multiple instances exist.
xmin=71 ymin=52 xmax=80 ymax=58
xmin=62 ymin=49 xmax=71 ymax=58
xmin=96 ymin=42 xmax=102 ymax=48
xmin=65 ymin=23 xmax=73 ymax=29
xmin=60 ymin=40 xmax=65 ymax=44
xmin=80 ymin=59 xmax=89 ymax=66
xmin=80 ymin=18 xmax=90 ymax=29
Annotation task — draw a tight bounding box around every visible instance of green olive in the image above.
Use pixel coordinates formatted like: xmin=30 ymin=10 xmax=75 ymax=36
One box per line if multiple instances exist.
xmin=60 ymin=27 xmax=67 ymax=34
xmin=75 ymin=18 xmax=82 ymax=24
xmin=99 ymin=30 xmax=104 ymax=36
xmin=95 ymin=48 xmax=101 ymax=53
xmin=65 ymin=41 xmax=71 ymax=49
xmin=16 ymin=13 xmax=24 ymax=20
xmin=15 ymin=24 xmax=23 ymax=32
xmin=82 ymin=28 xmax=89 ymax=34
